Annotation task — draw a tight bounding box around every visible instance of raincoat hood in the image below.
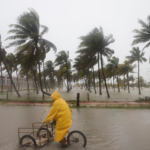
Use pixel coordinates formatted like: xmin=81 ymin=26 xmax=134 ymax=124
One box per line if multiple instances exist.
xmin=51 ymin=91 xmax=61 ymax=101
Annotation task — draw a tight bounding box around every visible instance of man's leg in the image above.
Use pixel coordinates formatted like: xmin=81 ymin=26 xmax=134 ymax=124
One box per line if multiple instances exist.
xmin=61 ymin=138 xmax=67 ymax=145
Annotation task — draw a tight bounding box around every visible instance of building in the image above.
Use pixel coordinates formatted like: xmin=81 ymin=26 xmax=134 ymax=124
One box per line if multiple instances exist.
xmin=0 ymin=75 xmax=34 ymax=91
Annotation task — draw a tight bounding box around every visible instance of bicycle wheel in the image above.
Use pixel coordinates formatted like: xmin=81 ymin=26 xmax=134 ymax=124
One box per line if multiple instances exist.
xmin=37 ymin=128 xmax=52 ymax=138
xmin=67 ymin=130 xmax=87 ymax=147
xmin=20 ymin=135 xmax=37 ymax=147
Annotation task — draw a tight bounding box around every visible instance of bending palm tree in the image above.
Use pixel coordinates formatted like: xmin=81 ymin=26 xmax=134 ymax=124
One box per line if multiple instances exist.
xmin=119 ymin=61 xmax=136 ymax=93
xmin=126 ymin=47 xmax=147 ymax=94
xmin=132 ymin=16 xmax=150 ymax=50
xmin=55 ymin=51 xmax=72 ymax=92
xmin=77 ymin=27 xmax=115 ymax=97
xmin=5 ymin=8 xmax=57 ymax=96
xmin=5 ymin=53 xmax=16 ymax=92
xmin=45 ymin=60 xmax=55 ymax=90
xmin=106 ymin=57 xmax=120 ymax=92
xmin=0 ymin=36 xmax=21 ymax=97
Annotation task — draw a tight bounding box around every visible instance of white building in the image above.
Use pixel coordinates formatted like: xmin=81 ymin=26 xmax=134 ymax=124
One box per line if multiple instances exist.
xmin=0 ymin=75 xmax=34 ymax=91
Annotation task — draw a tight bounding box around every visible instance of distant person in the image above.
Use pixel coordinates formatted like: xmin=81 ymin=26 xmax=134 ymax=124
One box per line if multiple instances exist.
xmin=44 ymin=91 xmax=72 ymax=148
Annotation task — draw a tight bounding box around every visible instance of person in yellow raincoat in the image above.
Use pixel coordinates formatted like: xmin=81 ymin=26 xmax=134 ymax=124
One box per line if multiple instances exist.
xmin=44 ymin=91 xmax=72 ymax=147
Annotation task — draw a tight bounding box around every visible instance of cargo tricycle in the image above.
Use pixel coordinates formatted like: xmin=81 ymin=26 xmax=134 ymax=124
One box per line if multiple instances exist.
xmin=18 ymin=122 xmax=87 ymax=148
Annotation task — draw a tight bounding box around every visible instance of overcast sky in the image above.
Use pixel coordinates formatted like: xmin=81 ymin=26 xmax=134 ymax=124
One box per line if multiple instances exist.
xmin=0 ymin=0 xmax=150 ymax=81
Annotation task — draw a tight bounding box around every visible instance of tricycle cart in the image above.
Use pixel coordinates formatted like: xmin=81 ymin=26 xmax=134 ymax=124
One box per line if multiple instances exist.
xmin=18 ymin=122 xmax=87 ymax=148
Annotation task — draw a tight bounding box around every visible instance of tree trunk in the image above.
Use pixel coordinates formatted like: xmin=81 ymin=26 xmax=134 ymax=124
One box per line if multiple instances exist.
xmin=43 ymin=61 xmax=47 ymax=92
xmin=138 ymin=60 xmax=141 ymax=94
xmin=26 ymin=72 xmax=29 ymax=92
xmin=92 ymin=66 xmax=96 ymax=94
xmin=113 ymin=76 xmax=115 ymax=92
xmin=0 ymin=62 xmax=3 ymax=92
xmin=98 ymin=52 xmax=102 ymax=95
xmin=117 ymin=74 xmax=120 ymax=92
xmin=127 ymin=73 xmax=130 ymax=93
xmin=124 ymin=75 xmax=125 ymax=90
xmin=16 ymin=70 xmax=19 ymax=91
xmin=1 ymin=55 xmax=21 ymax=97
xmin=88 ymin=69 xmax=91 ymax=92
xmin=46 ymin=80 xmax=50 ymax=91
xmin=35 ymin=42 xmax=50 ymax=96
xmin=66 ymin=62 xmax=69 ymax=92
xmin=50 ymin=74 xmax=54 ymax=90
xmin=11 ymin=68 xmax=12 ymax=92
xmin=38 ymin=61 xmax=51 ymax=96
xmin=100 ymin=54 xmax=110 ymax=98
xmin=33 ymin=71 xmax=39 ymax=94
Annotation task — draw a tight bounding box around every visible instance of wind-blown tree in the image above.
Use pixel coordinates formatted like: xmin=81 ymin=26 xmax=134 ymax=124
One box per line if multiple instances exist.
xmin=105 ymin=65 xmax=115 ymax=91
xmin=5 ymin=53 xmax=16 ymax=92
xmin=13 ymin=55 xmax=20 ymax=91
xmin=72 ymin=73 xmax=79 ymax=84
xmin=0 ymin=62 xmax=3 ymax=92
xmin=129 ymin=75 xmax=135 ymax=89
xmin=106 ymin=56 xmax=120 ymax=92
xmin=126 ymin=47 xmax=147 ymax=94
xmin=74 ymin=54 xmax=97 ymax=92
xmin=119 ymin=60 xmax=136 ymax=93
xmin=132 ymin=16 xmax=150 ymax=50
xmin=0 ymin=56 xmax=3 ymax=92
xmin=77 ymin=27 xmax=115 ymax=97
xmin=55 ymin=50 xmax=72 ymax=92
xmin=0 ymin=36 xmax=21 ymax=97
xmin=0 ymin=35 xmax=4 ymax=92
xmin=73 ymin=55 xmax=97 ymax=92
xmin=5 ymin=8 xmax=57 ymax=96
xmin=45 ymin=60 xmax=55 ymax=90
xmin=139 ymin=76 xmax=144 ymax=89
xmin=31 ymin=65 xmax=39 ymax=94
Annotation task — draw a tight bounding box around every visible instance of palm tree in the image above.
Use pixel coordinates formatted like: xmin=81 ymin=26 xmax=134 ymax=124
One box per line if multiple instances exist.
xmin=129 ymin=75 xmax=135 ymax=89
xmin=106 ymin=56 xmax=120 ymax=92
xmin=139 ymin=76 xmax=144 ymax=89
xmin=77 ymin=27 xmax=115 ymax=97
xmin=5 ymin=8 xmax=57 ymax=96
xmin=55 ymin=50 xmax=72 ymax=92
xmin=0 ymin=35 xmax=21 ymax=97
xmin=126 ymin=47 xmax=147 ymax=94
xmin=132 ymin=16 xmax=150 ymax=50
xmin=0 ymin=60 xmax=3 ymax=92
xmin=45 ymin=60 xmax=55 ymax=90
xmin=73 ymin=54 xmax=97 ymax=93
xmin=119 ymin=61 xmax=136 ymax=93
xmin=31 ymin=65 xmax=39 ymax=94
xmin=5 ymin=53 xmax=16 ymax=92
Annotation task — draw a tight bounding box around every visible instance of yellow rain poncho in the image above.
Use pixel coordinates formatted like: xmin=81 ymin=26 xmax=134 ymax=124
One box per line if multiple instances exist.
xmin=44 ymin=91 xmax=72 ymax=142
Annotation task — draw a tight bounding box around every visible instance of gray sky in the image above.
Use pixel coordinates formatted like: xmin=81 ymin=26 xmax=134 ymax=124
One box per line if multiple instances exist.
xmin=0 ymin=0 xmax=150 ymax=81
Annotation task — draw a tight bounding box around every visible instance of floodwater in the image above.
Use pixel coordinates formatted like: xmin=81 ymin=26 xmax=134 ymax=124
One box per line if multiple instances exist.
xmin=0 ymin=105 xmax=150 ymax=150
xmin=1 ymin=87 xmax=150 ymax=101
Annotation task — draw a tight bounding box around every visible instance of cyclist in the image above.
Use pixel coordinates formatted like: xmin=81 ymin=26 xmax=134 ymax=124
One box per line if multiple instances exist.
xmin=44 ymin=91 xmax=72 ymax=148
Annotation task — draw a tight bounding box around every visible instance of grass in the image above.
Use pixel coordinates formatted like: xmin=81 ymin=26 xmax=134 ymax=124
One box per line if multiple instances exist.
xmin=135 ymin=96 xmax=150 ymax=102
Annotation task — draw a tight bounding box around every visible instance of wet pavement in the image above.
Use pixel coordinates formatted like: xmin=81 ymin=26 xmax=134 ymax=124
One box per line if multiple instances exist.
xmin=0 ymin=105 xmax=150 ymax=150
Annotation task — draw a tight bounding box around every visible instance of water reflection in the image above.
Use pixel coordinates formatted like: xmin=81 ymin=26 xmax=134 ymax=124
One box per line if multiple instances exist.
xmin=0 ymin=106 xmax=150 ymax=150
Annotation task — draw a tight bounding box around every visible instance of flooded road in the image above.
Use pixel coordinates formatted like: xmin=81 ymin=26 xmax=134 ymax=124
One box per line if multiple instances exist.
xmin=0 ymin=106 xmax=150 ymax=150
xmin=1 ymin=87 xmax=150 ymax=101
